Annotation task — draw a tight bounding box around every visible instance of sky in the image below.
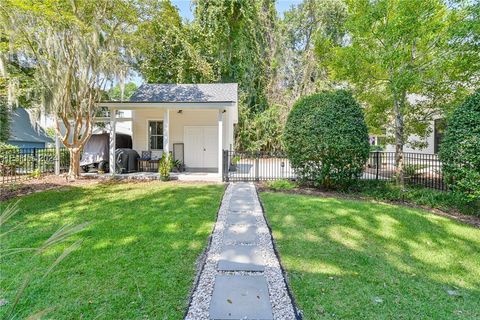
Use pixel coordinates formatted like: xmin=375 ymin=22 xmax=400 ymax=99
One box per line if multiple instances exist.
xmin=171 ymin=0 xmax=304 ymax=20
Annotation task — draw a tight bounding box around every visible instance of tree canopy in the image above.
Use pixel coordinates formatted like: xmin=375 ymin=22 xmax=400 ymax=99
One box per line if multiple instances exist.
xmin=1 ymin=0 xmax=479 ymax=169
xmin=316 ymin=0 xmax=480 ymax=183
xmin=1 ymin=0 xmax=137 ymax=177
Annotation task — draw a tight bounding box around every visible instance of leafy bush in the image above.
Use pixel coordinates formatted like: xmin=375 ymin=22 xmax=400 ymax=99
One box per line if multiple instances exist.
xmin=159 ymin=152 xmax=173 ymax=181
xmin=266 ymin=179 xmax=297 ymax=191
xmin=236 ymin=104 xmax=286 ymax=152
xmin=283 ymin=90 xmax=370 ymax=188
xmin=403 ymin=164 xmax=428 ymax=178
xmin=29 ymin=168 xmax=42 ymax=179
xmin=439 ymin=90 xmax=480 ymax=202
xmin=347 ymin=181 xmax=479 ymax=216
xmin=0 ymin=142 xmax=19 ymax=153
xmin=0 ymin=143 xmax=21 ymax=176
xmin=370 ymin=145 xmax=384 ymax=152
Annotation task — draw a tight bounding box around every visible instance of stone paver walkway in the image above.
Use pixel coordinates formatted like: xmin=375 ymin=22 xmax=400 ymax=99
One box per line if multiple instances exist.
xmin=186 ymin=182 xmax=298 ymax=320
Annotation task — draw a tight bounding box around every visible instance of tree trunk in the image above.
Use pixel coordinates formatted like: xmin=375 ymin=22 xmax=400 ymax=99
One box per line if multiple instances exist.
xmin=68 ymin=148 xmax=81 ymax=179
xmin=393 ymin=94 xmax=405 ymax=187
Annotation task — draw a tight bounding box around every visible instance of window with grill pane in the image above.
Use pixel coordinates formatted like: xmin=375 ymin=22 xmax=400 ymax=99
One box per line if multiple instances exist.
xmin=148 ymin=121 xmax=163 ymax=150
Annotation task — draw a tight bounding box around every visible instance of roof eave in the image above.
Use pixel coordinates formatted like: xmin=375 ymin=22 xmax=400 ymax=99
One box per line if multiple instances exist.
xmin=97 ymin=101 xmax=236 ymax=110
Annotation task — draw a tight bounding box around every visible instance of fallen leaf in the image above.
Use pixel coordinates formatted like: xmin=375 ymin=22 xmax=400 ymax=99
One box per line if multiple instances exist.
xmin=372 ymin=297 xmax=383 ymax=304
xmin=446 ymin=289 xmax=461 ymax=297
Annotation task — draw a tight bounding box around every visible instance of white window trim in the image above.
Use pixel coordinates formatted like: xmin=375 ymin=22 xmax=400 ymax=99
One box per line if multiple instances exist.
xmin=147 ymin=119 xmax=164 ymax=151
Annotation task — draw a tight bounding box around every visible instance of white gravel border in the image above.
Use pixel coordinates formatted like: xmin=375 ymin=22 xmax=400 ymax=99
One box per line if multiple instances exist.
xmin=185 ymin=182 xmax=298 ymax=320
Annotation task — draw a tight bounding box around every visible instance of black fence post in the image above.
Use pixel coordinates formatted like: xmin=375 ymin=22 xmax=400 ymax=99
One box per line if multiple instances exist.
xmin=375 ymin=151 xmax=380 ymax=180
xmin=255 ymin=152 xmax=260 ymax=182
xmin=32 ymin=148 xmax=37 ymax=171
xmin=223 ymin=150 xmax=229 ymax=182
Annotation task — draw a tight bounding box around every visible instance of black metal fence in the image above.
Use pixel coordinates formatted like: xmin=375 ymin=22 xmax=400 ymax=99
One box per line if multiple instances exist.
xmin=365 ymin=152 xmax=446 ymax=190
xmin=223 ymin=151 xmax=295 ymax=182
xmin=0 ymin=148 xmax=70 ymax=184
xmin=223 ymin=150 xmax=447 ymax=191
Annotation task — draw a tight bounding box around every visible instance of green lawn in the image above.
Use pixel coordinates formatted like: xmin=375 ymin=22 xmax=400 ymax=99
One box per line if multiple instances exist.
xmin=260 ymin=192 xmax=480 ymax=319
xmin=1 ymin=182 xmax=224 ymax=319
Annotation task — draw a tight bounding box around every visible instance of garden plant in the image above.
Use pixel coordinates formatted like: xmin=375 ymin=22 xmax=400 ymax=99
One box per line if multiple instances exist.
xmin=283 ymin=90 xmax=370 ymax=189
xmin=440 ymin=90 xmax=480 ymax=202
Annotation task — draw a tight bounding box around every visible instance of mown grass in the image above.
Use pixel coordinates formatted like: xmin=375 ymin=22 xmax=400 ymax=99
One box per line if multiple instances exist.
xmin=260 ymin=192 xmax=480 ymax=319
xmin=0 ymin=181 xmax=224 ymax=319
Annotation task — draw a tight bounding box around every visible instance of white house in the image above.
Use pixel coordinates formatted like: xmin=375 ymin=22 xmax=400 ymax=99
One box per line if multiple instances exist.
xmin=370 ymin=116 xmax=445 ymax=154
xmin=384 ymin=116 xmax=445 ymax=154
xmin=98 ymin=83 xmax=238 ymax=176
xmin=370 ymin=94 xmax=446 ymax=154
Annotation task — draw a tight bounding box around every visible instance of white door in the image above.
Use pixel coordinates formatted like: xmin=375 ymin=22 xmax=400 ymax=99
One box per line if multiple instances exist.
xmin=203 ymin=127 xmax=218 ymax=168
xmin=184 ymin=127 xmax=204 ymax=168
xmin=184 ymin=126 xmax=218 ymax=168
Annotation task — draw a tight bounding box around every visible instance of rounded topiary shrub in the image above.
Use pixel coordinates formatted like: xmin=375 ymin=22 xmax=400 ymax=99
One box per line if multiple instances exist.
xmin=439 ymin=90 xmax=480 ymax=201
xmin=283 ymin=90 xmax=370 ymax=188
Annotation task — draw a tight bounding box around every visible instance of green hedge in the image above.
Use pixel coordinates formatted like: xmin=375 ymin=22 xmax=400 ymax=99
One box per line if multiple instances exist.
xmin=283 ymin=90 xmax=370 ymax=188
xmin=440 ymin=90 xmax=480 ymax=202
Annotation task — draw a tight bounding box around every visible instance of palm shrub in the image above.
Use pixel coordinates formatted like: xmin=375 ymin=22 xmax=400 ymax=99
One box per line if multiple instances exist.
xmin=439 ymin=90 xmax=480 ymax=202
xmin=283 ymin=90 xmax=370 ymax=188
xmin=1 ymin=201 xmax=87 ymax=318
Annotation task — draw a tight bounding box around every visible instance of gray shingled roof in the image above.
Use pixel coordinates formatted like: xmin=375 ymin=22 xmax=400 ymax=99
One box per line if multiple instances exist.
xmin=8 ymin=108 xmax=53 ymax=144
xmin=130 ymin=83 xmax=238 ymax=103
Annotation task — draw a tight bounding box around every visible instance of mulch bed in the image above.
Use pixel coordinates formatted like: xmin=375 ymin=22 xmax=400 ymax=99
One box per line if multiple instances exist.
xmin=256 ymin=183 xmax=480 ymax=229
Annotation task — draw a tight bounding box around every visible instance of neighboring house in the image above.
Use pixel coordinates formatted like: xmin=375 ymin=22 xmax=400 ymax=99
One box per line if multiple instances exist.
xmin=370 ymin=115 xmax=445 ymax=154
xmin=370 ymin=94 xmax=446 ymax=154
xmin=7 ymin=108 xmax=54 ymax=148
xmin=383 ymin=116 xmax=446 ymax=154
xmin=99 ymin=83 xmax=238 ymax=175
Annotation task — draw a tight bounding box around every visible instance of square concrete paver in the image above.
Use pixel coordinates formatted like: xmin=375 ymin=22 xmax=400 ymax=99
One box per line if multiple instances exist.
xmin=218 ymin=245 xmax=265 ymax=271
xmin=226 ymin=212 xmax=258 ymax=225
xmin=229 ymin=199 xmax=256 ymax=212
xmin=230 ymin=195 xmax=256 ymax=203
xmin=224 ymin=224 xmax=258 ymax=244
xmin=209 ymin=275 xmax=273 ymax=320
xmin=231 ymin=190 xmax=253 ymax=197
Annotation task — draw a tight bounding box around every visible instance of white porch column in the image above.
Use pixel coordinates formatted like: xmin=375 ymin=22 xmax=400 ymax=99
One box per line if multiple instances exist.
xmin=109 ymin=108 xmax=116 ymax=175
xmin=163 ymin=109 xmax=170 ymax=154
xmin=218 ymin=110 xmax=223 ymax=176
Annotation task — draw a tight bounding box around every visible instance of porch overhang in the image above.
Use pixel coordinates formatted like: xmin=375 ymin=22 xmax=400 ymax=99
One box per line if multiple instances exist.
xmin=96 ymin=101 xmax=235 ymax=110
xmin=101 ymin=102 xmax=229 ymax=177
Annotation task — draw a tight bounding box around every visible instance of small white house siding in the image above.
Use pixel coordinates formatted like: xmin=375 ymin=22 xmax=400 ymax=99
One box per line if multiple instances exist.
xmin=131 ymin=109 xmax=164 ymax=155
xmin=131 ymin=108 xmax=232 ymax=157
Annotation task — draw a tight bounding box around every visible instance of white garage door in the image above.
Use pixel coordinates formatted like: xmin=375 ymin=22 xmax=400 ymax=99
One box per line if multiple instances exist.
xmin=184 ymin=126 xmax=218 ymax=168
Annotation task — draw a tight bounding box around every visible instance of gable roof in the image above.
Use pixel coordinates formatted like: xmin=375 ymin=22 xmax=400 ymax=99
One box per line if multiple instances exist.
xmin=129 ymin=83 xmax=238 ymax=103
xmin=8 ymin=108 xmax=53 ymax=144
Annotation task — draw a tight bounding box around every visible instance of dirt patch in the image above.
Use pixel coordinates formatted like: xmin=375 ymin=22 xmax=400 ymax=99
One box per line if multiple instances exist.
xmin=0 ymin=175 xmax=99 ymax=201
xmin=256 ymin=182 xmax=480 ymax=228
xmin=0 ymin=175 xmax=224 ymax=202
